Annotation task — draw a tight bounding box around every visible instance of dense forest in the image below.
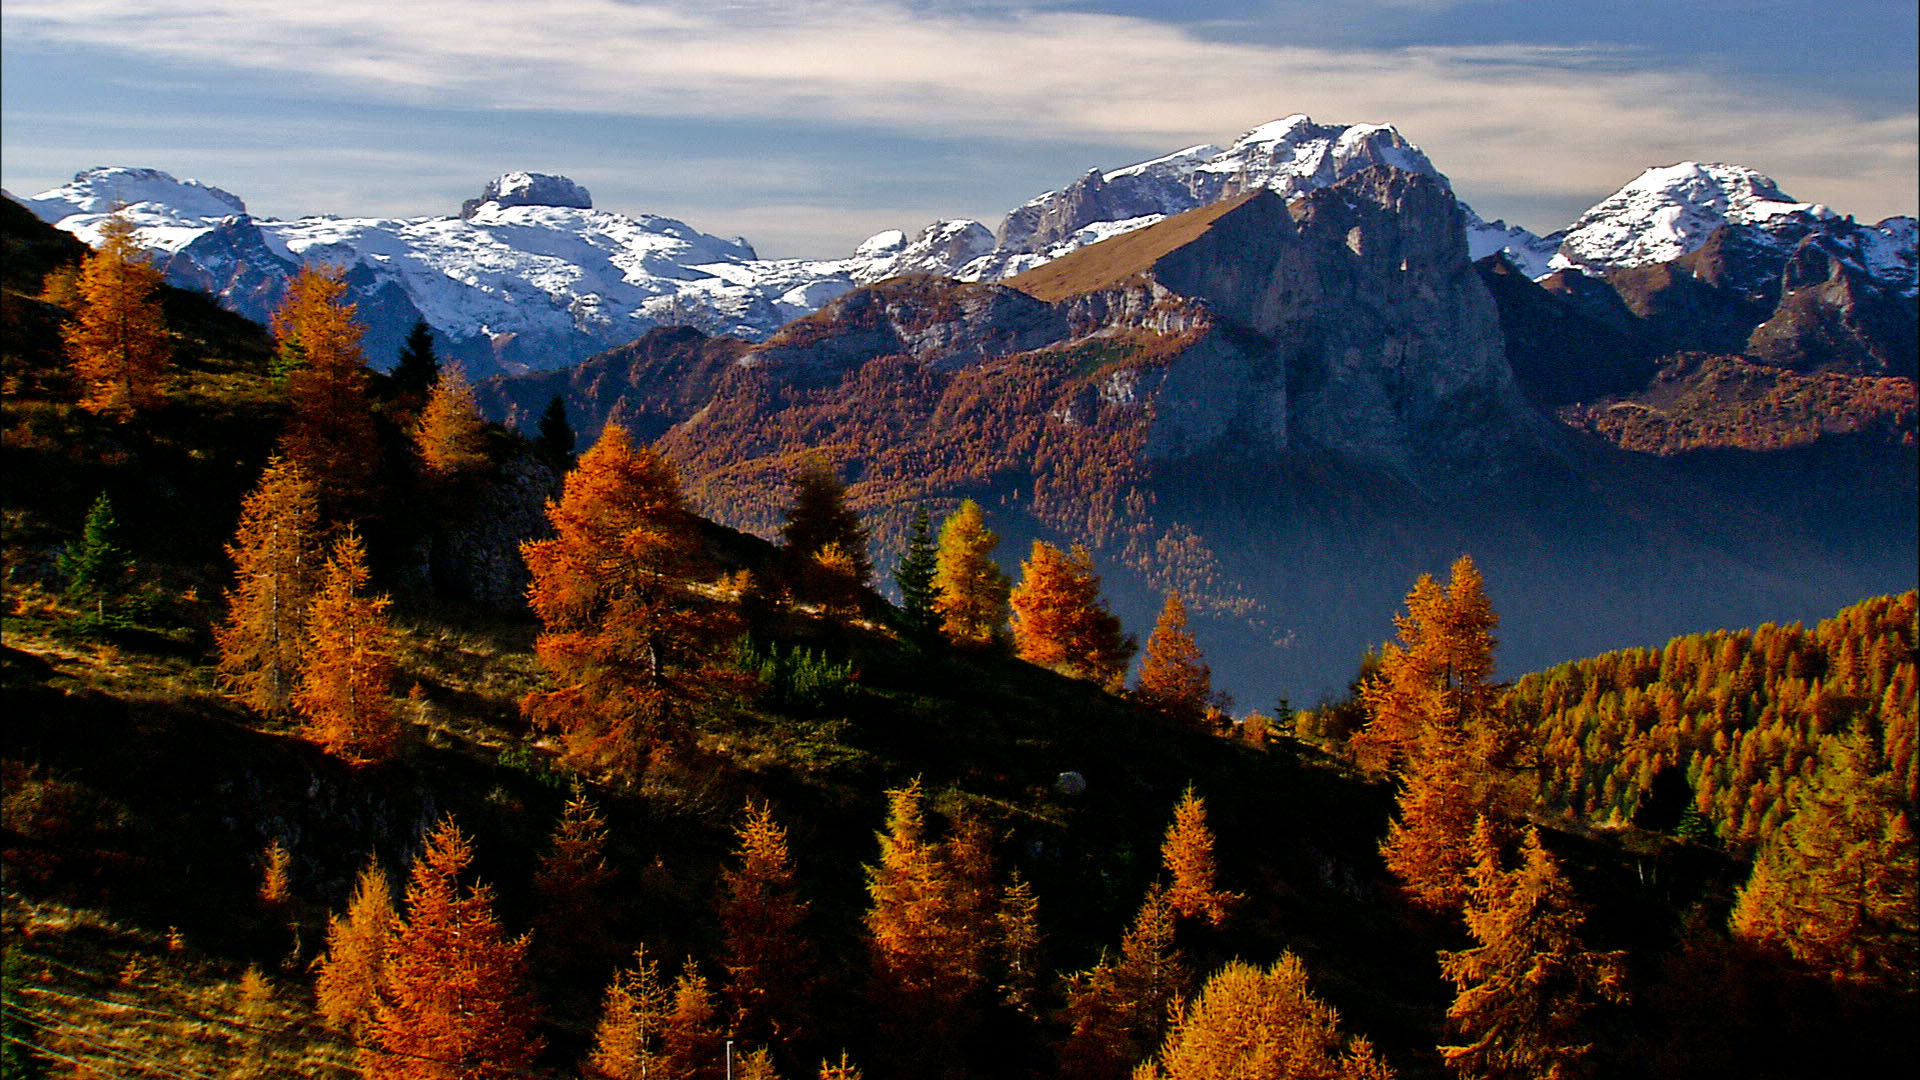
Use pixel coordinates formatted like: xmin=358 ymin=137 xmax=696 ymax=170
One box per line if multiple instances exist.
xmin=2 ymin=202 xmax=1915 ymax=1080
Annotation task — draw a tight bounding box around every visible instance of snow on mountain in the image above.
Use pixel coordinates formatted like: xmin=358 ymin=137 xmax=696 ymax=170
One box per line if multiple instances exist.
xmin=1462 ymin=207 xmax=1561 ymax=279
xmin=23 ymin=166 xmax=248 ymax=229
xmin=1550 ymin=162 xmax=1837 ymax=273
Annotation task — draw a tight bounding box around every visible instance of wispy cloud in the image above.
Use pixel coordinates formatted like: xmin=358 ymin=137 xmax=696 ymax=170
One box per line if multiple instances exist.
xmin=5 ymin=0 xmax=1914 ymax=224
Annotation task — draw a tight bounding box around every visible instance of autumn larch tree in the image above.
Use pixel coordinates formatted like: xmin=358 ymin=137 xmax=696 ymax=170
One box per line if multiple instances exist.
xmin=531 ymin=782 xmax=617 ymax=975
xmin=1353 ymin=555 xmax=1503 ymax=776
xmin=1160 ymin=787 xmax=1241 ymax=927
xmin=520 ymin=423 xmax=743 ymax=778
xmin=389 ymin=319 xmax=440 ymax=403
xmin=893 ymin=505 xmax=940 ymax=636
xmin=273 ymin=265 xmax=379 ymax=512
xmin=736 ymin=1046 xmax=783 ymax=1080
xmin=216 ymin=457 xmax=323 ymax=715
xmin=664 ymin=960 xmax=725 ymax=1080
xmin=1380 ymin=712 xmax=1487 ymax=913
xmin=58 ymin=491 xmax=133 ymax=633
xmin=931 ymin=499 xmax=1010 ymax=647
xmin=1058 ymin=882 xmax=1189 ymax=1080
xmin=863 ymin=780 xmax=988 ymax=1071
xmin=1135 ymin=592 xmax=1212 ymax=727
xmin=1730 ymin=732 xmax=1919 ymax=985
xmin=1135 ymin=954 xmax=1398 ymax=1080
xmin=412 ymin=362 xmax=491 ymax=480
xmin=817 ymin=1052 xmax=862 ymax=1080
xmin=1010 ymin=541 xmax=1136 ymax=691
xmin=314 ymin=857 xmax=395 ymax=1032
xmin=995 ymin=871 xmax=1043 ymax=1022
xmin=719 ymin=801 xmax=815 ymax=1047
xmin=586 ymin=947 xmax=671 ymax=1080
xmin=1439 ymin=821 xmax=1627 ymax=1080
xmin=362 ymin=817 xmax=542 ymax=1080
xmin=62 ymin=212 xmax=169 ymax=419
xmin=293 ymin=530 xmax=401 ymax=764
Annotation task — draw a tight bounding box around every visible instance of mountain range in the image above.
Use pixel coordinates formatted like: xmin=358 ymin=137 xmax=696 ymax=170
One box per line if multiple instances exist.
xmin=16 ymin=115 xmax=1915 ymax=378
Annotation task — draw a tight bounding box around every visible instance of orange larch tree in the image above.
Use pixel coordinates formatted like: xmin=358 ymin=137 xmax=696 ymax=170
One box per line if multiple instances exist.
xmin=585 ymin=947 xmax=671 ymax=1080
xmin=520 ymin=424 xmax=743 ymax=778
xmin=1010 ymin=541 xmax=1135 ymax=691
xmin=63 ymin=212 xmax=169 ymax=419
xmin=931 ymin=499 xmax=1010 ymax=648
xmin=1134 ymin=955 xmax=1398 ymax=1080
xmin=293 ymin=530 xmax=401 ymax=764
xmin=719 ymin=801 xmax=815 ymax=1048
xmin=274 ymin=266 xmax=378 ymax=512
xmin=1160 ymin=787 xmax=1241 ymax=927
xmin=314 ymin=857 xmax=395 ymax=1032
xmin=664 ymin=960 xmax=725 ymax=1080
xmin=1135 ymin=592 xmax=1212 ymax=727
xmin=215 ymin=456 xmax=323 ymax=715
xmin=1059 ymin=882 xmax=1190 ymax=1080
xmin=1380 ymin=713 xmax=1487 ymax=913
xmin=362 ymin=817 xmax=542 ymax=1080
xmin=532 ymin=782 xmax=617 ymax=975
xmin=412 ymin=362 xmax=491 ymax=480
xmin=995 ymin=871 xmax=1043 ymax=1021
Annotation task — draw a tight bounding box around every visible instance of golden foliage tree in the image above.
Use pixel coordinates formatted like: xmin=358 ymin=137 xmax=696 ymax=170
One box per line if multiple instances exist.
xmin=1439 ymin=822 xmax=1627 ymax=1080
xmin=1134 ymin=592 xmax=1211 ymax=726
xmin=293 ymin=530 xmax=401 ymax=764
xmin=817 ymin=1052 xmax=862 ymax=1080
xmin=1010 ymin=541 xmax=1135 ymax=691
xmin=586 ymin=947 xmax=671 ymax=1080
xmin=736 ymin=1046 xmax=783 ymax=1080
xmin=520 ymin=424 xmax=742 ymax=777
xmin=1160 ymin=787 xmax=1240 ymax=927
xmin=931 ymin=499 xmax=1010 ymax=647
xmin=274 ymin=266 xmax=378 ymax=511
xmin=1059 ymin=883 xmax=1189 ymax=1080
xmin=664 ymin=961 xmax=725 ymax=1080
xmin=719 ymin=801 xmax=814 ymax=1047
xmin=863 ymin=780 xmax=991 ymax=1068
xmin=1354 ymin=556 xmax=1501 ymax=775
xmin=1134 ymin=955 xmax=1397 ymax=1080
xmin=362 ymin=817 xmax=542 ymax=1080
xmin=258 ymin=839 xmax=293 ymax=909
xmin=314 ymin=857 xmax=395 ymax=1031
xmin=412 ymin=362 xmax=491 ymax=479
xmin=62 ymin=213 xmax=169 ymax=419
xmin=1730 ymin=733 xmax=1919 ymax=984
xmin=215 ymin=457 xmax=323 ymax=715
xmin=532 ymin=782 xmax=617 ymax=974
xmin=996 ymin=871 xmax=1043 ymax=1021
xmin=1379 ymin=714 xmax=1486 ymax=913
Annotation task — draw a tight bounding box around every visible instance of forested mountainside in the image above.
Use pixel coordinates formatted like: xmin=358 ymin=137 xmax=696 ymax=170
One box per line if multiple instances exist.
xmin=480 ymin=166 xmax=1917 ymax=706
xmin=3 ymin=173 xmax=1915 ymax=1080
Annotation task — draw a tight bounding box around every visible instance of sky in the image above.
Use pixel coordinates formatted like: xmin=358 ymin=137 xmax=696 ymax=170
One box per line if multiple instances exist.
xmin=3 ymin=0 xmax=1915 ymax=259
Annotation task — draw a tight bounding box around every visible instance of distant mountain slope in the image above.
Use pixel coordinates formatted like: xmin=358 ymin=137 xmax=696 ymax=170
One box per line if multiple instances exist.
xmin=486 ymin=165 xmax=1916 ymax=704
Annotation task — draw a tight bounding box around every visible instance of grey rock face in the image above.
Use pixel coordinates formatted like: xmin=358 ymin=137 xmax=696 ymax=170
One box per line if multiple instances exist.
xmin=460 ymin=172 xmax=594 ymax=218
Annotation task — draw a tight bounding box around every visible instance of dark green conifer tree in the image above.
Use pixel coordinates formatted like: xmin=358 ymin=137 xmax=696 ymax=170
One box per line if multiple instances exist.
xmin=537 ymin=395 xmax=577 ymax=464
xmin=390 ymin=319 xmax=440 ymax=400
xmin=894 ymin=506 xmax=939 ymax=635
xmin=58 ymin=491 xmax=132 ymax=632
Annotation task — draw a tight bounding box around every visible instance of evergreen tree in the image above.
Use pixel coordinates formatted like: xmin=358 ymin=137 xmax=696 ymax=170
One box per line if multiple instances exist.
xmin=273 ymin=266 xmax=378 ymax=512
xmin=314 ymin=857 xmax=396 ymax=1032
xmin=412 ymin=363 xmax=490 ymax=479
xmin=390 ymin=319 xmax=440 ymax=401
xmin=719 ymin=802 xmax=814 ymax=1047
xmin=1135 ymin=592 xmax=1212 ymax=726
xmin=536 ymin=394 xmax=577 ymax=464
xmin=1010 ymin=541 xmax=1135 ymax=691
xmin=520 ymin=424 xmax=743 ymax=777
xmin=931 ymin=499 xmax=1010 ymax=648
xmin=531 ymin=782 xmax=617 ymax=975
xmin=780 ymin=459 xmax=870 ymax=584
xmin=893 ymin=505 xmax=940 ymax=636
xmin=57 ymin=491 xmax=132 ymax=632
xmin=293 ymin=530 xmax=401 ymax=764
xmin=1135 ymin=955 xmax=1398 ymax=1080
xmin=363 ymin=818 xmax=542 ymax=1080
xmin=1730 ymin=733 xmax=1919 ymax=984
xmin=586 ymin=948 xmax=671 ymax=1080
xmin=1160 ymin=787 xmax=1241 ymax=926
xmin=1439 ymin=822 xmax=1627 ymax=1080
xmin=62 ymin=213 xmax=169 ymax=419
xmin=216 ymin=457 xmax=323 ymax=715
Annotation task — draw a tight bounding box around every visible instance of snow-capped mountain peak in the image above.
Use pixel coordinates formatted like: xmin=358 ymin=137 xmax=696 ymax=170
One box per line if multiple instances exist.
xmin=1550 ymin=161 xmax=1839 ymax=273
xmin=460 ymin=172 xmax=594 ymax=219
xmin=23 ymin=166 xmax=249 ymax=233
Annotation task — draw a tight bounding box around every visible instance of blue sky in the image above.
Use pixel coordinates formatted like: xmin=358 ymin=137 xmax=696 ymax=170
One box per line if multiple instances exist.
xmin=4 ymin=1 xmax=1914 ymax=257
